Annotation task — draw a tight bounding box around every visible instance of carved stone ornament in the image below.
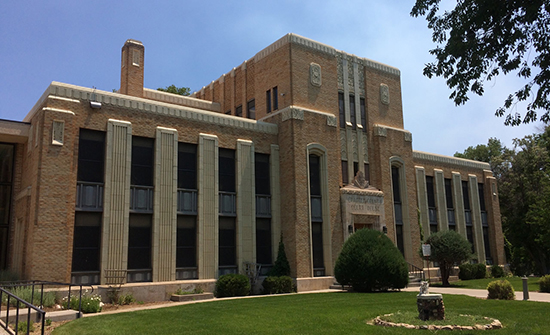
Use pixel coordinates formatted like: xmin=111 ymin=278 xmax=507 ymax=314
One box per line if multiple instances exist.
xmin=310 ymin=63 xmax=322 ymax=87
xmin=353 ymin=171 xmax=369 ymax=189
xmin=380 ymin=84 xmax=390 ymax=105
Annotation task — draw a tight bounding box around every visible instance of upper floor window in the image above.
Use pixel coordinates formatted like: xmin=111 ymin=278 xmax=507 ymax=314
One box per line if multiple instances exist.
xmin=338 ymin=93 xmax=345 ymax=129
xmin=360 ymin=98 xmax=366 ymax=132
xmin=178 ymin=143 xmax=197 ymax=190
xmin=235 ymin=105 xmax=243 ymax=117
xmin=273 ymin=87 xmax=278 ymax=111
xmin=349 ymin=95 xmax=356 ymax=130
xmin=131 ymin=137 xmax=154 ymax=186
xmin=219 ymin=149 xmax=235 ymax=193
xmin=247 ymin=99 xmax=256 ymax=119
xmin=266 ymin=90 xmax=272 ymax=114
xmin=255 ymin=153 xmax=270 ymax=195
xmin=78 ymin=129 xmax=105 ymax=183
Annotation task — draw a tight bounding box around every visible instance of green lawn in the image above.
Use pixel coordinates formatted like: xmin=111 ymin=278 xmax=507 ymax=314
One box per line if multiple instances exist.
xmin=435 ymin=276 xmax=542 ymax=292
xmin=53 ymin=292 xmax=550 ymax=334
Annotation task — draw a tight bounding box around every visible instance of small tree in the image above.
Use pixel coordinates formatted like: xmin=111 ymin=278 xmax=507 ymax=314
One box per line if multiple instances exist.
xmin=269 ymin=234 xmax=291 ymax=277
xmin=423 ymin=231 xmax=472 ymax=286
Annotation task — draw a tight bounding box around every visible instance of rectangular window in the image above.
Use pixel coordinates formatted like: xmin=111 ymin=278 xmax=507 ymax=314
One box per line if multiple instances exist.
xmin=392 ymin=166 xmax=404 ymax=255
xmin=225 ymin=110 xmax=231 ymax=115
xmin=219 ymin=217 xmax=236 ymax=267
xmin=360 ymin=97 xmax=366 ymax=132
xmin=445 ymin=179 xmax=456 ymax=230
xmin=256 ymin=218 xmax=272 ymax=265
xmin=266 ymin=90 xmax=272 ymax=113
xmin=235 ymin=105 xmax=242 ymax=117
xmin=176 ymin=215 xmax=197 ymax=269
xmin=478 ymin=183 xmax=486 ymax=211
xmin=131 ymin=137 xmax=154 ymax=186
xmin=219 ymin=149 xmax=235 ymax=193
xmin=349 ymin=95 xmax=356 ymax=130
xmin=247 ymin=99 xmax=256 ymax=119
xmin=309 ymin=155 xmax=321 ymax=196
xmin=272 ymin=87 xmax=278 ymax=111
xmin=309 ymin=154 xmax=324 ymax=276
xmin=338 ymin=92 xmax=345 ymax=129
xmin=178 ymin=143 xmax=197 ymax=190
xmin=78 ymin=129 xmax=105 ymax=183
xmin=71 ymin=212 xmax=101 ymax=273
xmin=364 ymin=163 xmax=370 ymax=184
xmin=341 ymin=160 xmax=348 ymax=185
xmin=128 ymin=214 xmax=152 ymax=272
xmin=462 ymin=181 xmax=470 ymax=210
xmin=312 ymin=222 xmax=324 ymax=270
xmin=255 ymin=153 xmax=270 ymax=195
xmin=426 ymin=176 xmax=437 ymax=234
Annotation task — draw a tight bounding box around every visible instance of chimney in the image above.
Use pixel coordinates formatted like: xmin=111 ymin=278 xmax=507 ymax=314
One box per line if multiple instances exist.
xmin=120 ymin=39 xmax=144 ymax=97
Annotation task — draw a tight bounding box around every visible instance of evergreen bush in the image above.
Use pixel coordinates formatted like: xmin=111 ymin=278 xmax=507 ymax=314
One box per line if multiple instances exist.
xmin=262 ymin=276 xmax=294 ymax=294
xmin=269 ymin=235 xmax=291 ymax=277
xmin=487 ymin=280 xmax=515 ymax=300
xmin=334 ymin=229 xmax=408 ymax=292
xmin=473 ymin=263 xmax=488 ymax=279
xmin=215 ymin=274 xmax=251 ymax=298
xmin=539 ymin=275 xmax=550 ymax=293
xmin=458 ymin=263 xmax=473 ymax=280
xmin=490 ymin=264 xmax=505 ymax=278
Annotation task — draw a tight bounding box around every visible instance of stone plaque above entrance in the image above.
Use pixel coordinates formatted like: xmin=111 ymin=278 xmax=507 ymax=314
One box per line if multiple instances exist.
xmin=340 ymin=174 xmax=385 ymax=240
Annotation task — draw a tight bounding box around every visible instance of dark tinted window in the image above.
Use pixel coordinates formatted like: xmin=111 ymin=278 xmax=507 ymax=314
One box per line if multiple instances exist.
xmin=392 ymin=166 xmax=401 ymax=203
xmin=71 ymin=212 xmax=101 ymax=272
xmin=256 ymin=218 xmax=272 ymax=265
xmin=338 ymin=92 xmax=345 ymax=128
xmin=247 ymin=99 xmax=255 ymax=119
xmin=426 ymin=176 xmax=436 ymax=208
xmin=273 ymin=87 xmax=278 ymax=110
xmin=462 ymin=181 xmax=470 ymax=210
xmin=219 ymin=217 xmax=236 ymax=266
xmin=219 ymin=149 xmax=235 ymax=192
xmin=78 ymin=129 xmax=105 ymax=183
xmin=360 ymin=97 xmax=366 ymax=132
xmin=131 ymin=137 xmax=154 ymax=186
xmin=309 ymin=155 xmax=321 ymax=196
xmin=349 ymin=95 xmax=356 ymax=130
xmin=445 ymin=179 xmax=453 ymax=209
xmin=478 ymin=183 xmax=486 ymax=211
xmin=178 ymin=143 xmax=197 ymax=190
xmin=266 ymin=90 xmax=272 ymax=113
xmin=255 ymin=153 xmax=270 ymax=195
xmin=128 ymin=214 xmax=152 ymax=269
xmin=176 ymin=216 xmax=196 ymax=268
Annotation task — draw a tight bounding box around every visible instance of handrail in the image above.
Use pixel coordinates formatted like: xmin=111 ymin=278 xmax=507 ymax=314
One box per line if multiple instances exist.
xmin=0 ymin=280 xmax=94 ymax=335
xmin=407 ymin=262 xmax=425 ymax=281
xmin=0 ymin=287 xmax=45 ymax=335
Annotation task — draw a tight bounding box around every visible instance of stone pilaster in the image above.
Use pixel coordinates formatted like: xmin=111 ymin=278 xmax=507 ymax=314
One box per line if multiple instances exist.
xmin=415 ymin=166 xmax=429 ymax=240
xmin=452 ymin=172 xmax=466 ymax=238
xmin=469 ymin=175 xmax=486 ymax=263
xmin=236 ymin=139 xmax=255 ymax=267
xmin=101 ymin=119 xmax=132 ymax=284
xmin=198 ymin=133 xmax=219 ymax=279
xmin=434 ymin=169 xmax=448 ymax=231
xmin=152 ymin=127 xmax=178 ymax=282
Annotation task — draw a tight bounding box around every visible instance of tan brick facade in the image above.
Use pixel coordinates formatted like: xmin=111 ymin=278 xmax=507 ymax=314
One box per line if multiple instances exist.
xmin=0 ymin=34 xmax=505 ymax=289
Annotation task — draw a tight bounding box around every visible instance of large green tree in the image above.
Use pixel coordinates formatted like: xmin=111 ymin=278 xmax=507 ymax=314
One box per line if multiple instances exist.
xmin=455 ymin=129 xmax=550 ymax=275
xmin=411 ymin=0 xmax=550 ymax=125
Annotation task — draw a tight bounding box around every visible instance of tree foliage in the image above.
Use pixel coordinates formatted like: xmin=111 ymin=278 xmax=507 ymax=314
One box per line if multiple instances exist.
xmin=423 ymin=230 xmax=472 ymax=286
xmin=499 ymin=127 xmax=550 ymax=275
xmin=157 ymin=85 xmax=191 ymax=96
xmin=411 ymin=0 xmax=550 ymax=125
xmin=455 ymin=128 xmax=550 ymax=275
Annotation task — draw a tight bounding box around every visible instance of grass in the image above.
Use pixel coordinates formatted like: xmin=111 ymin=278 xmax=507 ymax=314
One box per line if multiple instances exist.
xmin=434 ymin=276 xmax=541 ymax=291
xmin=53 ymin=291 xmax=550 ymax=334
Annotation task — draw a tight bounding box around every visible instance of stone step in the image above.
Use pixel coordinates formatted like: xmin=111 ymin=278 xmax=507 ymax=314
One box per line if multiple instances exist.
xmin=0 ymin=308 xmax=80 ymax=324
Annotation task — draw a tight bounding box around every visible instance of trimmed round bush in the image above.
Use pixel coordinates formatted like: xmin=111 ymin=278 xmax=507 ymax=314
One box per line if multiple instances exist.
xmin=334 ymin=229 xmax=408 ymax=292
xmin=487 ymin=279 xmax=515 ymax=300
xmin=490 ymin=264 xmax=505 ymax=278
xmin=459 ymin=263 xmax=487 ymax=280
xmin=215 ymin=274 xmax=251 ymax=298
xmin=262 ymin=276 xmax=294 ymax=294
xmin=539 ymin=275 xmax=550 ymax=293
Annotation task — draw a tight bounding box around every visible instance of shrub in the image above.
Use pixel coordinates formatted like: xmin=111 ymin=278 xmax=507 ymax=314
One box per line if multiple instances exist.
xmin=334 ymin=229 xmax=408 ymax=292
xmin=117 ymin=293 xmax=135 ymax=305
xmin=490 ymin=264 xmax=505 ymax=278
xmin=422 ymin=230 xmax=472 ymax=286
xmin=0 ymin=270 xmax=19 ymax=282
xmin=262 ymin=276 xmax=294 ymax=294
xmin=1 ymin=286 xmax=57 ymax=308
xmin=215 ymin=274 xmax=251 ymax=298
xmin=487 ymin=280 xmax=515 ymax=300
xmin=539 ymin=275 xmax=550 ymax=293
xmin=269 ymin=235 xmax=291 ymax=277
xmin=62 ymin=291 xmax=102 ymax=313
xmin=459 ymin=263 xmax=487 ymax=280
xmin=16 ymin=321 xmax=34 ymax=333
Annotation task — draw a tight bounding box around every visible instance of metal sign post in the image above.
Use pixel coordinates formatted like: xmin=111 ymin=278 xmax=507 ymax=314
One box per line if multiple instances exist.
xmin=422 ymin=244 xmax=431 ymax=282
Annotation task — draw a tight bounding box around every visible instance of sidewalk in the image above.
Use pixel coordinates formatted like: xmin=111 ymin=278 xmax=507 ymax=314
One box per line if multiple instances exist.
xmin=403 ymin=286 xmax=550 ymax=302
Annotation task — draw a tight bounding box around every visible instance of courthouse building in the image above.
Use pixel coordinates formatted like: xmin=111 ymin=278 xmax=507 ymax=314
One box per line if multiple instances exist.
xmin=0 ymin=34 xmax=505 ymax=290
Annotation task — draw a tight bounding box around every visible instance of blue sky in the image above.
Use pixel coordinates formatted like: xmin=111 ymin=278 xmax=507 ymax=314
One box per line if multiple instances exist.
xmin=0 ymin=0 xmax=542 ymax=156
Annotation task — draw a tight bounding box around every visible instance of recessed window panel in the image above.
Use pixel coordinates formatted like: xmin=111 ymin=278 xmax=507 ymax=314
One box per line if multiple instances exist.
xmin=178 ymin=143 xmax=197 ymax=190
xmin=176 ymin=215 xmax=197 ymax=268
xmin=72 ymin=212 xmax=101 ymax=272
xmin=77 ymin=129 xmax=105 ymax=183
xmin=128 ymin=214 xmax=152 ymax=270
xmin=131 ymin=137 xmax=154 ymax=186
xmin=255 ymin=153 xmax=270 ymax=195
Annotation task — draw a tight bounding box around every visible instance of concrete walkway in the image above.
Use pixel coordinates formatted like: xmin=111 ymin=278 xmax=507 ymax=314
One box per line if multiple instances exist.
xmin=403 ymin=286 xmax=550 ymax=302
